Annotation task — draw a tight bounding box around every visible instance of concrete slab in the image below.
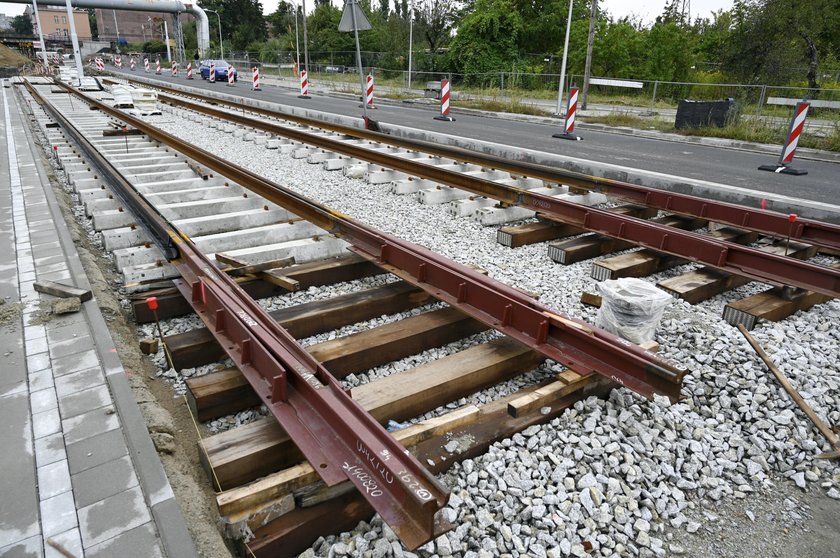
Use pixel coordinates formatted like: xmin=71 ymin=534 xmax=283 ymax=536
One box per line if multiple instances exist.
xmin=58 ymin=384 xmax=112 ymax=419
xmin=85 ymin=522 xmax=163 ymax=558
xmin=72 ymin=454 xmax=139 ymax=509
xmin=39 ymin=491 xmax=77 ymax=538
xmin=66 ymin=428 xmax=128 ymax=475
xmin=0 ymin=535 xmax=43 ymax=557
xmin=54 ymin=366 xmax=106 ymax=398
xmin=62 ymin=406 xmax=120 ymax=446
xmin=0 ymin=392 xmax=40 ymax=549
xmin=78 ymin=487 xmax=152 ymax=548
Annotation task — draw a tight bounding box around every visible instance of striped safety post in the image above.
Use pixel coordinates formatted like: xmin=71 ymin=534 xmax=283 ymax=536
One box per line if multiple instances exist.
xmin=186 ymin=62 xmax=193 ymax=79
xmin=130 ymin=57 xmax=136 ymax=71
xmin=144 ymin=57 xmax=150 ymax=73
xmin=758 ymin=100 xmax=810 ymax=175
xmin=97 ymin=58 xmax=105 ymax=71
xmin=227 ymin=65 xmax=235 ymax=86
xmin=209 ymin=61 xmax=216 ymax=83
xmin=115 ymin=55 xmax=122 ymax=69
xmin=365 ymin=74 xmax=375 ymax=108
xmin=553 ymin=86 xmax=582 ymax=141
xmin=155 ymin=58 xmax=161 ymax=74
xmin=252 ymin=66 xmax=261 ymax=91
xmin=171 ymin=61 xmax=178 ymax=77
xmin=434 ymin=78 xmax=454 ymax=121
xmin=298 ymin=69 xmax=310 ymax=99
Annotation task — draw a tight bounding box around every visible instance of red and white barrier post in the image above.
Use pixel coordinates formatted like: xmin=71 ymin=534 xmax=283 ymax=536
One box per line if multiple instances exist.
xmin=209 ymin=61 xmax=216 ymax=83
xmin=365 ymin=74 xmax=375 ymax=109
xmin=252 ymin=66 xmax=261 ymax=91
xmin=434 ymin=78 xmax=454 ymax=121
xmin=298 ymin=69 xmax=310 ymax=99
xmin=758 ymin=100 xmax=810 ymax=175
xmin=155 ymin=58 xmax=161 ymax=74
xmin=186 ymin=62 xmax=193 ymax=79
xmin=171 ymin=61 xmax=178 ymax=76
xmin=227 ymin=65 xmax=235 ymax=86
xmin=95 ymin=57 xmax=104 ymax=71
xmin=115 ymin=55 xmax=122 ymax=69
xmin=130 ymin=57 xmax=136 ymax=71
xmin=553 ymin=86 xmax=582 ymax=141
xmin=144 ymin=57 xmax=150 ymax=73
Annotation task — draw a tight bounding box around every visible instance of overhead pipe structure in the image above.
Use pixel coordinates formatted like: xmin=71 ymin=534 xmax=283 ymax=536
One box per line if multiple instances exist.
xmin=9 ymin=0 xmax=210 ymax=55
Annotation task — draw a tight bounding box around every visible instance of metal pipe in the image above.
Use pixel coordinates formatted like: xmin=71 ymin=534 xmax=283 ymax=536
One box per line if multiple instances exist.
xmin=64 ymin=0 xmax=84 ymax=80
xmin=30 ymin=0 xmax=49 ymax=73
xmin=5 ymin=0 xmax=210 ymax=55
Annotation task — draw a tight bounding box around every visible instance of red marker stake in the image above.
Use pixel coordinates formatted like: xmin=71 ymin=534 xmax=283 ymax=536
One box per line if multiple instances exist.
xmin=786 ymin=213 xmax=797 ymax=256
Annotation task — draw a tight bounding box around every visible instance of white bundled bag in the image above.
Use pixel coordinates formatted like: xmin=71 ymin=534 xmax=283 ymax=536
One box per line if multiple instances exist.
xmin=596 ymin=278 xmax=672 ymax=344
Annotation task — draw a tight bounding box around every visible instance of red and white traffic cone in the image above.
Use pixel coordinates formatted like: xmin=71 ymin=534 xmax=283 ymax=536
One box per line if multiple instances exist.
xmin=553 ymin=86 xmax=582 ymax=140
xmin=171 ymin=61 xmax=178 ymax=76
xmin=227 ymin=65 xmax=235 ymax=86
xmin=252 ymin=66 xmax=261 ymax=91
xmin=130 ymin=57 xmax=136 ymax=71
xmin=186 ymin=62 xmax=193 ymax=79
xmin=759 ymin=100 xmax=810 ymax=175
xmin=434 ymin=78 xmax=454 ymax=121
xmin=144 ymin=58 xmax=150 ymax=73
xmin=209 ymin=62 xmax=216 ymax=83
xmin=155 ymin=58 xmax=161 ymax=74
xmin=299 ymin=69 xmax=310 ymax=99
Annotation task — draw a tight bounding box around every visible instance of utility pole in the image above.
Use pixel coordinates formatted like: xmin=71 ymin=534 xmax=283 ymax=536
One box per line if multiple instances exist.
xmin=581 ymin=0 xmax=597 ymax=110
xmin=301 ymin=0 xmax=310 ymax=74
xmin=554 ymin=0 xmax=574 ymax=116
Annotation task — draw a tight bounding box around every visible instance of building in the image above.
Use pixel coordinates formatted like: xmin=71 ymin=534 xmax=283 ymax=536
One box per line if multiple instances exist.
xmin=24 ymin=5 xmax=91 ymax=41
xmin=95 ymin=9 xmax=192 ymax=45
xmin=0 ymin=13 xmax=15 ymax=31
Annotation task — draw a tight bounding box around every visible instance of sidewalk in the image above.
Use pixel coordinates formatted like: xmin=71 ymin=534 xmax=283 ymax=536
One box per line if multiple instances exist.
xmin=0 ymin=82 xmax=196 ymax=557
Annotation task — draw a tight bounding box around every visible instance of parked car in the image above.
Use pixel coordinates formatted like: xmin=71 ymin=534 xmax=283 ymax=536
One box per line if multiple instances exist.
xmin=199 ymin=60 xmax=237 ymax=81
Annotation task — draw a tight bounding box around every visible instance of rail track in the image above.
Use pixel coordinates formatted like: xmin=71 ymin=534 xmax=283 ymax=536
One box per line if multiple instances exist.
xmin=15 ymin=74 xmax=840 ymax=555
xmin=106 ymin=73 xmax=840 ymax=329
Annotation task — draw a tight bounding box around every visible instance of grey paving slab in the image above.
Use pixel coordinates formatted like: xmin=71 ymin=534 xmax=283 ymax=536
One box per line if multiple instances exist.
xmin=43 ymin=527 xmax=82 ymax=558
xmin=45 ymin=322 xmax=90 ymax=345
xmin=36 ymin=459 xmax=72 ymax=500
xmin=25 ymin=336 xmax=49 ymax=356
xmin=34 ymin=432 xmax=66 ymax=468
xmin=51 ymin=349 xmax=99 ymax=377
xmin=62 ymin=406 xmax=119 ymax=445
xmin=25 ymin=352 xmax=50 ymax=374
xmin=85 ymin=522 xmax=163 ymax=558
xmin=54 ymin=366 xmax=105 ymax=398
xmin=24 ymin=324 xmax=47 ymax=342
xmin=66 ymin=428 xmax=128 ymax=475
xmin=0 ymin=535 xmax=43 ymax=558
xmin=0 ymin=392 xmax=40 ymax=549
xmin=78 ymin=487 xmax=152 ymax=548
xmin=57 ymin=384 xmax=112 ymax=420
xmin=31 ymin=408 xmax=61 ymax=440
xmin=50 ymin=334 xmax=94 ymax=360
xmin=30 ymin=387 xmax=57 ymax=414
xmin=72 ymin=454 xmax=140 ymax=509
xmin=38 ymin=491 xmax=77 ymax=539
xmin=28 ymin=369 xmax=54 ymax=393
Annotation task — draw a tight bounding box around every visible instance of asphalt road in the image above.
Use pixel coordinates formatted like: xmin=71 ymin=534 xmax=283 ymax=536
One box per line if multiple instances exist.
xmin=110 ymin=67 xmax=840 ymax=207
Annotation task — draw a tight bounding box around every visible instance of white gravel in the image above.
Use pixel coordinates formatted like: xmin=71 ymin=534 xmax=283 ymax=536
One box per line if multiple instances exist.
xmin=122 ymin=101 xmax=840 ymax=556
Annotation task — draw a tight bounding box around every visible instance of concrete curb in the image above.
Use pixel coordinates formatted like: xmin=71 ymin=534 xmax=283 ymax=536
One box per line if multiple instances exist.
xmin=109 ymin=72 xmax=840 ymax=224
xmin=17 ymin=90 xmax=198 ymax=558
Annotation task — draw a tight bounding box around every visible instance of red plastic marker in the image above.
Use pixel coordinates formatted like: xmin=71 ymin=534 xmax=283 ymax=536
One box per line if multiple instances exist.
xmin=146 ymin=296 xmax=158 ymax=311
xmin=146 ymin=296 xmax=166 ymax=353
xmin=122 ymin=126 xmax=129 ymax=153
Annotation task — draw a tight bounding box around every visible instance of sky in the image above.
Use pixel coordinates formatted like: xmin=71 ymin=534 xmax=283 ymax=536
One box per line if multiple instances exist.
xmin=1 ymin=0 xmax=734 ymax=22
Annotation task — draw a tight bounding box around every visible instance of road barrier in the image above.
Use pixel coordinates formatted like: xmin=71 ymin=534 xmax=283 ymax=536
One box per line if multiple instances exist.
xmin=252 ymin=66 xmax=261 ymax=91
xmin=115 ymin=55 xmax=122 ymax=69
xmin=434 ymin=79 xmax=454 ymax=121
xmin=144 ymin=58 xmax=150 ymax=73
xmin=209 ymin=62 xmax=216 ymax=83
xmin=130 ymin=57 xmax=136 ymax=71
xmin=553 ymin=86 xmax=581 ymax=141
xmin=186 ymin=62 xmax=193 ymax=79
xmin=299 ymin=69 xmax=310 ymax=99
xmin=366 ymin=74 xmax=374 ymax=108
xmin=227 ymin=65 xmax=235 ymax=86
xmin=758 ymin=100 xmax=810 ymax=176
xmin=171 ymin=62 xmax=178 ymax=77
xmin=155 ymin=59 xmax=161 ymax=75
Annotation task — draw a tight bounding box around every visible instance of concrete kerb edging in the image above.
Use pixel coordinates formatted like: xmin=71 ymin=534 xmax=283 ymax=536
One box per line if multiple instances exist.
xmin=110 ymin=73 xmax=840 ymax=224
xmin=15 ymin=86 xmax=198 ymax=558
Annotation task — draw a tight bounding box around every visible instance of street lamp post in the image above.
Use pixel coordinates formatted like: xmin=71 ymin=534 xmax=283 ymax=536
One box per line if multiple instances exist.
xmin=407 ymin=0 xmax=413 ymax=89
xmin=205 ymin=9 xmax=223 ymax=59
xmin=554 ymin=0 xmax=574 ymax=115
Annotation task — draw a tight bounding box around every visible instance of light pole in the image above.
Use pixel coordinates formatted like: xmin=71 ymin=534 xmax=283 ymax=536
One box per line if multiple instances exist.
xmin=64 ymin=0 xmax=84 ymax=81
xmin=205 ymin=9 xmax=223 ymax=59
xmin=301 ymin=0 xmax=309 ymax=74
xmin=142 ymin=23 xmax=146 ymax=42
xmin=554 ymin=0 xmax=574 ymax=115
xmin=292 ymin=1 xmax=300 ymax=70
xmin=30 ymin=0 xmax=49 ymax=73
xmin=112 ymin=9 xmax=120 ymax=52
xmin=407 ymin=0 xmax=413 ymax=89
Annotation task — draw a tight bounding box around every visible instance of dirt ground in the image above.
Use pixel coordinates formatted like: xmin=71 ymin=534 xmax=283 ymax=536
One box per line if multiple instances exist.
xmin=48 ymin=165 xmax=234 ymax=558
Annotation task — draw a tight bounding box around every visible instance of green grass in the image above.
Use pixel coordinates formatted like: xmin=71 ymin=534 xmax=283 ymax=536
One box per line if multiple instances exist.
xmin=455 ymin=98 xmax=550 ymax=117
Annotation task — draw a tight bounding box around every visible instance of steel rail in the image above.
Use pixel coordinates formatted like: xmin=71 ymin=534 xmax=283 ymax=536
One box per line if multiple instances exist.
xmin=50 ymin=79 xmax=687 ymax=402
xmin=120 ymin=78 xmax=840 ymax=252
xmin=27 ymin=80 xmax=449 ymax=549
xmin=153 ymin=92 xmax=840 ymax=299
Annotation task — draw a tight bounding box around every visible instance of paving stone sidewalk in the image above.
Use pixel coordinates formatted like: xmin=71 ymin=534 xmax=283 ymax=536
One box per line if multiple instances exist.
xmin=1 ymin=81 xmax=196 ymax=557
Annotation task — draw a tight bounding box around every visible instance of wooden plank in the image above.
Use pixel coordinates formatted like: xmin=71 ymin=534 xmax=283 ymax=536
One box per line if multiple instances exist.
xmin=102 ymin=127 xmax=143 ymax=136
xmin=200 ymin=337 xmax=542 ymax=489
xmin=659 ymin=241 xmax=817 ymax=304
xmin=306 ymin=307 xmax=487 ymax=377
xmin=580 ymin=291 xmax=602 ymax=307
xmin=507 ymin=370 xmax=589 ymax=417
xmin=33 ymin=280 xmax=92 ymax=302
xmin=216 ymin=254 xmax=295 ymax=277
xmin=186 ymin=368 xmax=260 ymax=422
xmin=246 ymin=376 xmax=611 ymax=557
xmin=167 ymin=281 xmax=430 ymax=370
xmin=548 ymin=215 xmax=707 ymax=265
xmin=724 ymin=282 xmax=835 ymax=330
xmin=131 ymin=253 xmax=382 ymax=323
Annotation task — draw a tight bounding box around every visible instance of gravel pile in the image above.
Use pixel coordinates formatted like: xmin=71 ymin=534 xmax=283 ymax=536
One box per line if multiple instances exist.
xmin=133 ymin=107 xmax=839 ymax=556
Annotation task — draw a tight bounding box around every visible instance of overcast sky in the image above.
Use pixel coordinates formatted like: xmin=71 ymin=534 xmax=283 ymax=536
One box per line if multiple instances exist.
xmin=1 ymin=0 xmax=734 ymax=23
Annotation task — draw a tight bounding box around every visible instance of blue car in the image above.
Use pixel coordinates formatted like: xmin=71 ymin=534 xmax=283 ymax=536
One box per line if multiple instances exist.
xmin=199 ymin=60 xmax=238 ymax=82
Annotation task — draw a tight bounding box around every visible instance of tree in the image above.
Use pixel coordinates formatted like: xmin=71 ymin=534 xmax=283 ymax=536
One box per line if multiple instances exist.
xmin=415 ymin=0 xmax=458 ymax=54
xmin=448 ymin=0 xmax=522 ymax=82
xmin=11 ymin=15 xmax=34 ymax=35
